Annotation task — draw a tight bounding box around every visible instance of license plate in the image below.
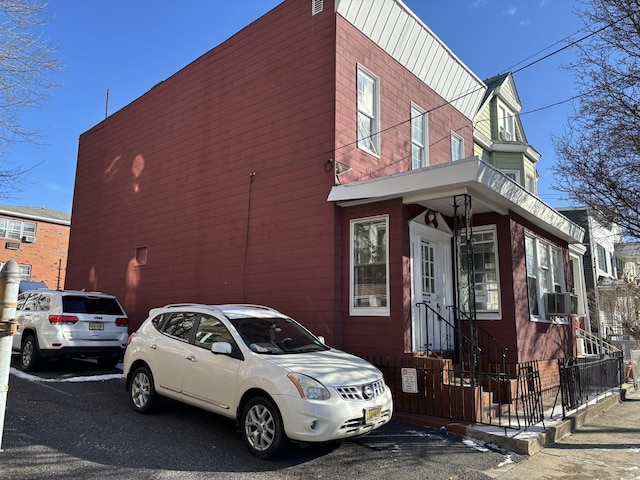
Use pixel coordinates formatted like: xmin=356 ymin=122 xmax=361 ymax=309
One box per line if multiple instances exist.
xmin=364 ymin=406 xmax=382 ymax=424
xmin=89 ymin=322 xmax=104 ymax=330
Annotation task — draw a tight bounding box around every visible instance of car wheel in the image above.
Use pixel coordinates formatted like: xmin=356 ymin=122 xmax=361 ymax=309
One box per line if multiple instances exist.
xmin=97 ymin=354 xmax=120 ymax=369
xmin=241 ymin=396 xmax=287 ymax=459
xmin=19 ymin=335 xmax=41 ymax=372
xmin=130 ymin=366 xmax=157 ymax=413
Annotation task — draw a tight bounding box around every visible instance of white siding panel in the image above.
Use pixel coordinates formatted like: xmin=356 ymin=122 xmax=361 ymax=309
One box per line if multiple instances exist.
xmin=340 ymin=0 xmax=361 ymax=24
xmin=369 ymin=1 xmax=395 ymax=43
xmin=382 ymin=4 xmax=406 ymax=52
xmin=353 ymin=0 xmax=372 ymax=28
xmin=399 ymin=20 xmax=421 ymax=65
xmin=406 ymin=29 xmax=428 ymax=71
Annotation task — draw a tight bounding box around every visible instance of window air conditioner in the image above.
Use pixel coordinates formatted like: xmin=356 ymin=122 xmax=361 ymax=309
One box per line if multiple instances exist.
xmin=5 ymin=241 xmax=19 ymax=250
xmin=22 ymin=235 xmax=35 ymax=243
xmin=544 ymin=292 xmax=577 ymax=316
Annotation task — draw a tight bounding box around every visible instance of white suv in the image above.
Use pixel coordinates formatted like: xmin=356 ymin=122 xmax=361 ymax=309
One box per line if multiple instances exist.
xmin=123 ymin=304 xmax=393 ymax=458
xmin=12 ymin=289 xmax=129 ymax=371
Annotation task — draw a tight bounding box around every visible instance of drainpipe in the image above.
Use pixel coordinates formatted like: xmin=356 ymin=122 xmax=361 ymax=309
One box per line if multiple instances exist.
xmin=0 ymin=260 xmax=20 ymax=451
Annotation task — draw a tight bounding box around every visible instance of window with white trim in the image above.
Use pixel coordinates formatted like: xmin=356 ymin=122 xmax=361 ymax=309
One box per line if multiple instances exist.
xmin=411 ymin=104 xmax=428 ymax=169
xmin=499 ymin=104 xmax=515 ymax=141
xmin=525 ymin=234 xmax=567 ymax=323
xmin=503 ymin=170 xmax=520 ymax=183
xmin=0 ymin=262 xmax=31 ymax=281
xmin=357 ymin=66 xmax=380 ymax=156
xmin=459 ymin=226 xmax=500 ymax=317
xmin=451 ymin=132 xmax=464 ymax=161
xmin=350 ymin=216 xmax=389 ymax=316
xmin=0 ymin=218 xmax=36 ymax=241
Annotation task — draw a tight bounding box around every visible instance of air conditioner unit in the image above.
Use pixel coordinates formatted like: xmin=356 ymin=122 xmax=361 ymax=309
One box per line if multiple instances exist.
xmin=22 ymin=235 xmax=35 ymax=243
xmin=5 ymin=241 xmax=20 ymax=250
xmin=544 ymin=292 xmax=578 ymax=316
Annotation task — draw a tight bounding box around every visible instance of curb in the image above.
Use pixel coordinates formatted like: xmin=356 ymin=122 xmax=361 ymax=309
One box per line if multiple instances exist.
xmin=465 ymin=391 xmax=624 ymax=455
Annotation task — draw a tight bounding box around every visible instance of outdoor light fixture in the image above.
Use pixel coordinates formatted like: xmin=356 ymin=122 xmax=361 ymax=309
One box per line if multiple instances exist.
xmin=425 ymin=209 xmax=438 ymax=228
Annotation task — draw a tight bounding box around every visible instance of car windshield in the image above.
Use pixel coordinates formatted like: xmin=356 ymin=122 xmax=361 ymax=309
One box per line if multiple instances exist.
xmin=230 ymin=317 xmax=328 ymax=355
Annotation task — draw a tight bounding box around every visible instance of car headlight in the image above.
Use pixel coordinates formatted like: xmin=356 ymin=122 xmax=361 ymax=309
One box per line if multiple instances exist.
xmin=287 ymin=373 xmax=330 ymax=400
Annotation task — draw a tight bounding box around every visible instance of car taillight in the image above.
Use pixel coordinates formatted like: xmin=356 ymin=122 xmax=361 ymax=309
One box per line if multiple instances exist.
xmin=116 ymin=317 xmax=129 ymax=327
xmin=49 ymin=315 xmax=79 ymax=324
xmin=126 ymin=332 xmax=137 ymax=346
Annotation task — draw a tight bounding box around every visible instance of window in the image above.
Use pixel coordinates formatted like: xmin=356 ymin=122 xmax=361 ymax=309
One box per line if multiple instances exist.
xmin=499 ymin=104 xmax=515 ymax=141
xmin=525 ymin=234 xmax=567 ymax=322
xmin=162 ymin=311 xmax=198 ymax=341
xmin=525 ymin=174 xmax=537 ymax=194
xmin=459 ymin=227 xmax=500 ymax=316
xmin=350 ymin=216 xmax=389 ymax=316
xmin=0 ymin=262 xmax=31 ymax=281
xmin=195 ymin=314 xmax=235 ymax=348
xmin=411 ymin=105 xmax=428 ymax=169
xmin=503 ymin=170 xmax=520 ymax=183
xmin=357 ymin=66 xmax=380 ymax=156
xmin=451 ymin=132 xmax=464 ymax=161
xmin=136 ymin=246 xmax=148 ymax=266
xmin=0 ymin=218 xmax=37 ymax=241
xmin=596 ymin=244 xmax=608 ymax=273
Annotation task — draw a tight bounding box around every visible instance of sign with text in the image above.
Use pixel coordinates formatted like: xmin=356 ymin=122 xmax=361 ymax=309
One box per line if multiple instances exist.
xmin=401 ymin=367 xmax=418 ymax=393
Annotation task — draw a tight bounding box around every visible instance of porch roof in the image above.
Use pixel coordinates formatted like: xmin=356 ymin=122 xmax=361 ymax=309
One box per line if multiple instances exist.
xmin=327 ymin=157 xmax=585 ymax=244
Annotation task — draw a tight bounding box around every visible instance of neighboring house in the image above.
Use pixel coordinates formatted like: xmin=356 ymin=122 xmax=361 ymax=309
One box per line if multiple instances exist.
xmin=474 ymin=72 xmax=540 ymax=195
xmin=558 ymin=207 xmax=624 ymax=337
xmin=0 ymin=206 xmax=70 ymax=289
xmin=66 ymin=0 xmax=585 ymax=419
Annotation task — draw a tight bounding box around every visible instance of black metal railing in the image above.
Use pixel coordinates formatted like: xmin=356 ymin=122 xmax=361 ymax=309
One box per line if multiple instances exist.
xmin=557 ymin=352 xmax=623 ymax=419
xmin=371 ymin=355 xmax=544 ymax=431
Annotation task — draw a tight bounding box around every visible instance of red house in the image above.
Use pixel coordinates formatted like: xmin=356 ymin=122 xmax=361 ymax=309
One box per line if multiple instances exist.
xmin=67 ymin=0 xmax=584 ymax=422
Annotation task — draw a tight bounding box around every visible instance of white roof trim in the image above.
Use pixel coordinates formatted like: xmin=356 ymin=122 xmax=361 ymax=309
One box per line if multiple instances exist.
xmin=328 ymin=157 xmax=585 ymax=244
xmin=336 ymin=0 xmax=486 ymax=120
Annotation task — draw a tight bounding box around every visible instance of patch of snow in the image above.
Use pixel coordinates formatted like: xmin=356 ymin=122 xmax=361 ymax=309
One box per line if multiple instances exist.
xmin=498 ymin=455 xmax=514 ymax=467
xmin=463 ymin=437 xmax=489 ymax=452
xmin=10 ymin=367 xmax=124 ymax=383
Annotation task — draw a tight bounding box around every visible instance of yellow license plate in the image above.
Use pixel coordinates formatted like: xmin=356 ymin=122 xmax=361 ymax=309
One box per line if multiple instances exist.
xmin=89 ymin=322 xmax=104 ymax=330
xmin=364 ymin=406 xmax=382 ymax=424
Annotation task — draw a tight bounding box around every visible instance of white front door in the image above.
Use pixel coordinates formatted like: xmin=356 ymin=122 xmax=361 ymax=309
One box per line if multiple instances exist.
xmin=411 ymin=223 xmax=453 ymax=353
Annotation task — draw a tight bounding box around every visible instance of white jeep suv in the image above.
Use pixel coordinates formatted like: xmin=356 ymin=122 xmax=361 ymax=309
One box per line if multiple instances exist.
xmin=12 ymin=289 xmax=129 ymax=371
xmin=123 ymin=304 xmax=393 ymax=458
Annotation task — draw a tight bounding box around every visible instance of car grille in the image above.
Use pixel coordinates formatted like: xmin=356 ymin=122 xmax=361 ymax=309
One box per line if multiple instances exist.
xmin=335 ymin=379 xmax=386 ymax=401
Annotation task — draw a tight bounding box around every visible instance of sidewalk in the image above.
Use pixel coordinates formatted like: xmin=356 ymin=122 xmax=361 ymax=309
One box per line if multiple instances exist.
xmin=476 ymin=384 xmax=640 ymax=479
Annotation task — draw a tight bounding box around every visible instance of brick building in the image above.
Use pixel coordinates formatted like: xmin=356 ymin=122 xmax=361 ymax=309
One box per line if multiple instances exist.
xmin=0 ymin=206 xmax=70 ymax=289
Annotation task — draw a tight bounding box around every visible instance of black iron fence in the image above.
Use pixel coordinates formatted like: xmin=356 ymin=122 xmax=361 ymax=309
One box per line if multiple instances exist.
xmin=557 ymin=352 xmax=624 ymax=419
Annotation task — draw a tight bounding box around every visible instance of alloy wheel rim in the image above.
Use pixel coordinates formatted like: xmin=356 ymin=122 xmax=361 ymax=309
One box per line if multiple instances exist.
xmin=132 ymin=373 xmax=150 ymax=408
xmin=245 ymin=404 xmax=275 ymax=452
xmin=22 ymin=341 xmax=33 ymax=367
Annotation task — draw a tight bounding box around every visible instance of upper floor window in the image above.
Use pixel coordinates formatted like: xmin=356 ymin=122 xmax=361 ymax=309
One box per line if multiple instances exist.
xmin=357 ymin=66 xmax=380 ymax=156
xmin=411 ymin=105 xmax=428 ymax=169
xmin=499 ymin=105 xmax=515 ymax=141
xmin=350 ymin=215 xmax=389 ymax=316
xmin=503 ymin=170 xmax=520 ymax=183
xmin=0 ymin=218 xmax=36 ymax=241
xmin=451 ymin=132 xmax=464 ymax=161
xmin=596 ymin=244 xmax=608 ymax=273
xmin=525 ymin=174 xmax=537 ymax=194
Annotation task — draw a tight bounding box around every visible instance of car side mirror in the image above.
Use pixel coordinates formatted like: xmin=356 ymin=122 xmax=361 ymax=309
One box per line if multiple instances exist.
xmin=211 ymin=341 xmax=232 ymax=355
xmin=317 ymin=335 xmax=325 ymax=344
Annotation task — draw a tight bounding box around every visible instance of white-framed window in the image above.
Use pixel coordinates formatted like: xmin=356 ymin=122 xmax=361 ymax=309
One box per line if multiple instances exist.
xmin=0 ymin=218 xmax=37 ymax=241
xmin=350 ymin=215 xmax=389 ymax=316
xmin=525 ymin=234 xmax=567 ymax=323
xmin=525 ymin=174 xmax=537 ymax=194
xmin=357 ymin=65 xmax=380 ymax=156
xmin=0 ymin=262 xmax=31 ymax=281
xmin=596 ymin=244 xmax=608 ymax=274
xmin=459 ymin=226 xmax=501 ymax=318
xmin=411 ymin=104 xmax=428 ymax=169
xmin=499 ymin=104 xmax=515 ymax=141
xmin=503 ymin=170 xmax=520 ymax=183
xmin=451 ymin=132 xmax=464 ymax=161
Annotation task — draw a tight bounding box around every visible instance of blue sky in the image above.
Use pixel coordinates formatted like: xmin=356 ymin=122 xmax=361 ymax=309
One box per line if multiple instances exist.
xmin=3 ymin=0 xmax=581 ymax=214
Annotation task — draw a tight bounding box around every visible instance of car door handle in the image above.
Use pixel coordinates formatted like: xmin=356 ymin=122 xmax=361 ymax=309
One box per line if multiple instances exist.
xmin=150 ymin=344 xmax=158 ymax=350
xmin=186 ymin=355 xmax=197 ymax=362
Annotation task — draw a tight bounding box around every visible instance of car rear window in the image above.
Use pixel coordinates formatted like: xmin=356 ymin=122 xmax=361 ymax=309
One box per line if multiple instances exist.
xmin=62 ymin=295 xmax=125 ymax=315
